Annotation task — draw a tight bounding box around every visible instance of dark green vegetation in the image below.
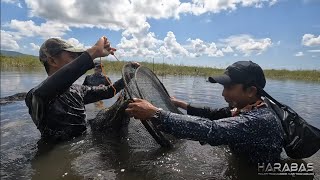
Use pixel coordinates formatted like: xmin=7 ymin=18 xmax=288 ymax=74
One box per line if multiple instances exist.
xmin=1 ymin=55 xmax=319 ymax=82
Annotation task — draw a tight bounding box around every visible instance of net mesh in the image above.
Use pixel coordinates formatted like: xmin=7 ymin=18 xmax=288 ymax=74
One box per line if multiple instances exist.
xmin=135 ymin=66 xmax=181 ymax=114
xmin=90 ymin=64 xmax=181 ymax=148
xmin=122 ymin=63 xmax=140 ymax=99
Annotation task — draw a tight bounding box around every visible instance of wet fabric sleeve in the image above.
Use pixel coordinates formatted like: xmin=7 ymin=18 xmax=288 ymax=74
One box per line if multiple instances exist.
xmin=32 ymin=51 xmax=94 ymax=101
xmin=187 ymin=104 xmax=232 ymax=120
xmin=82 ymin=78 xmax=125 ymax=104
xmin=156 ymin=110 xmax=262 ymax=146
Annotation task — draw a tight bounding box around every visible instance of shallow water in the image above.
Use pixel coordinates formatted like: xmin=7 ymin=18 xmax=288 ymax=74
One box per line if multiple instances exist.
xmin=1 ymin=70 xmax=319 ymax=180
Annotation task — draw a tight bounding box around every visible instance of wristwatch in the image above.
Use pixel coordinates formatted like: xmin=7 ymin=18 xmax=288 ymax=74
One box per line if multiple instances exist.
xmin=152 ymin=108 xmax=163 ymax=120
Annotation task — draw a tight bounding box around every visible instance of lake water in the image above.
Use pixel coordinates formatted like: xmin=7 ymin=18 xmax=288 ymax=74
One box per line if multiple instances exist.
xmin=1 ymin=69 xmax=320 ymax=180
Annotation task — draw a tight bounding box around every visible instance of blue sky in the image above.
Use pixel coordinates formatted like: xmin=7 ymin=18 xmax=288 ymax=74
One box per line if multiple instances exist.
xmin=1 ymin=0 xmax=320 ymax=70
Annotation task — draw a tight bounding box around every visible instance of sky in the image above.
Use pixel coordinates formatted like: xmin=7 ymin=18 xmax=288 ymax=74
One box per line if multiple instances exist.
xmin=1 ymin=0 xmax=320 ymax=70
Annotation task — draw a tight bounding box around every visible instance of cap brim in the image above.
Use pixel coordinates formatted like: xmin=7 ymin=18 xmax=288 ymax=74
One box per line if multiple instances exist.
xmin=208 ymin=75 xmax=232 ymax=85
xmin=64 ymin=47 xmax=85 ymax=53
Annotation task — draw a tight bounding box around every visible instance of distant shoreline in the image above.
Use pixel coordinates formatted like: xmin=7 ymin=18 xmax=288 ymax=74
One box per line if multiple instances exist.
xmin=1 ymin=55 xmax=319 ymax=82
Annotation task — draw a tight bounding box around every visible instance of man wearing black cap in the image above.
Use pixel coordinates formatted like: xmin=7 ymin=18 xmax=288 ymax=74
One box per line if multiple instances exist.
xmin=82 ymin=62 xmax=112 ymax=109
xmin=125 ymin=61 xmax=284 ymax=164
xmin=25 ymin=37 xmax=138 ymax=142
xmin=83 ymin=62 xmax=112 ymax=87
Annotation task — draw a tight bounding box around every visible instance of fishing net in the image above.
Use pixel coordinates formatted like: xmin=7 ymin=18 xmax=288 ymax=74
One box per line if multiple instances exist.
xmin=89 ymin=63 xmax=182 ymax=148
xmin=135 ymin=66 xmax=181 ymax=114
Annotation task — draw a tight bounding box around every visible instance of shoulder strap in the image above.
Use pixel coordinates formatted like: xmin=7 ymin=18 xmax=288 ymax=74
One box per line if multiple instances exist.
xmin=261 ymin=89 xmax=285 ymax=108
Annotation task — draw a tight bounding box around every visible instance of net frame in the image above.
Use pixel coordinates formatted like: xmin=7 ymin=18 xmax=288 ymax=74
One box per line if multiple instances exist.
xmin=122 ymin=64 xmax=181 ymax=147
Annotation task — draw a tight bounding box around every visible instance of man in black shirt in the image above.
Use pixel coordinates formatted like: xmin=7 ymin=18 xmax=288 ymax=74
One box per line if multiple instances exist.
xmin=25 ymin=37 xmax=138 ymax=141
xmin=83 ymin=62 xmax=112 ymax=87
xmin=82 ymin=62 xmax=112 ymax=109
xmin=126 ymin=61 xmax=284 ymax=164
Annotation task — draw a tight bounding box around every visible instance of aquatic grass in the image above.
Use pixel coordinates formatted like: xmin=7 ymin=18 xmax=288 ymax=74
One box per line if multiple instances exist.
xmin=0 ymin=55 xmax=42 ymax=68
xmin=264 ymin=69 xmax=320 ymax=82
xmin=1 ymin=55 xmax=319 ymax=82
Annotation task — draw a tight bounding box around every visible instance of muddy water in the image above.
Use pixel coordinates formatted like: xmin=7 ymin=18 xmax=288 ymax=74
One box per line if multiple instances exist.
xmin=1 ymin=70 xmax=319 ymax=180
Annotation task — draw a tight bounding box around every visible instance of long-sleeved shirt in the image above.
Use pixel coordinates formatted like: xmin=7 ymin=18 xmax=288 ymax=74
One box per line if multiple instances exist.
xmin=25 ymin=51 xmax=124 ymax=141
xmin=154 ymin=102 xmax=284 ymax=164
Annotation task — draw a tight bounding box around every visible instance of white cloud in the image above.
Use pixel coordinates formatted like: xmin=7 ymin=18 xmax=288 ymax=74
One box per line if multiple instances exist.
xmin=2 ymin=0 xmax=16 ymax=3
xmin=221 ymin=34 xmax=272 ymax=56
xmin=1 ymin=30 xmax=20 ymax=50
xmin=3 ymin=0 xmax=278 ymax=58
xmin=7 ymin=20 xmax=70 ymax=39
xmin=132 ymin=0 xmax=181 ymax=19
xmin=302 ymin=34 xmax=320 ymax=47
xmin=23 ymin=0 xmax=278 ymax=32
xmin=222 ymin=46 xmax=234 ymax=53
xmin=24 ymin=0 xmax=146 ymax=32
xmin=307 ymin=49 xmax=320 ymax=53
xmin=294 ymin=51 xmax=304 ymax=57
xmin=122 ymin=23 xmax=162 ymax=49
xmin=30 ymin=43 xmax=40 ymax=51
xmin=162 ymin=31 xmax=189 ymax=58
xmin=269 ymin=0 xmax=278 ymax=6
xmin=66 ymin=38 xmax=86 ymax=48
xmin=177 ymin=0 xmax=278 ymax=16
xmin=2 ymin=0 xmax=23 ymax=8
xmin=118 ymin=31 xmax=189 ymax=59
xmin=187 ymin=38 xmax=207 ymax=57
xmin=118 ymin=31 xmax=190 ymax=59
xmin=187 ymin=38 xmax=224 ymax=57
xmin=204 ymin=18 xmax=212 ymax=23
xmin=116 ymin=22 xmax=162 ymax=58
xmin=117 ymin=31 xmax=273 ymax=59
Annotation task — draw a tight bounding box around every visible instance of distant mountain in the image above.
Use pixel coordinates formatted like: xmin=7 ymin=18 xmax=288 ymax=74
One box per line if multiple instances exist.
xmin=0 ymin=50 xmax=35 ymax=57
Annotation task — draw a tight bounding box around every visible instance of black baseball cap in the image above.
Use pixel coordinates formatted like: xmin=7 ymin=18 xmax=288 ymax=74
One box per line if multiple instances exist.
xmin=39 ymin=38 xmax=85 ymax=63
xmin=208 ymin=61 xmax=266 ymax=89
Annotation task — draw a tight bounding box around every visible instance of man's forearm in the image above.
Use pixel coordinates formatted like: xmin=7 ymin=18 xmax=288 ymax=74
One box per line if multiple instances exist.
xmin=153 ymin=110 xmax=212 ymax=142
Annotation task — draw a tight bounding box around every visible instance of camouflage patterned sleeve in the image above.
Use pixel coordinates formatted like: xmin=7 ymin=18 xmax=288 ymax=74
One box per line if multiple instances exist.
xmin=82 ymin=78 xmax=125 ymax=104
xmin=156 ymin=109 xmax=273 ymax=146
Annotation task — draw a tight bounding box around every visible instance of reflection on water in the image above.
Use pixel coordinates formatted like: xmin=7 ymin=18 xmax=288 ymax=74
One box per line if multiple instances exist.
xmin=1 ymin=70 xmax=319 ymax=180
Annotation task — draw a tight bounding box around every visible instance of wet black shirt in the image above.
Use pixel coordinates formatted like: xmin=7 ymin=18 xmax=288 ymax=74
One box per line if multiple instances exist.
xmin=25 ymin=52 xmax=124 ymax=141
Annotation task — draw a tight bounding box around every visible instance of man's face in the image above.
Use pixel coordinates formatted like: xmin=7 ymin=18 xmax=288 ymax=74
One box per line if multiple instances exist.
xmin=94 ymin=68 xmax=102 ymax=74
xmin=53 ymin=51 xmax=80 ymax=69
xmin=222 ymin=83 xmax=252 ymax=109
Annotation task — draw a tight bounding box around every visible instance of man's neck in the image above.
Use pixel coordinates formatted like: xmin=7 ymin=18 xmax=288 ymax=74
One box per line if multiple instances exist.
xmin=232 ymin=97 xmax=264 ymax=116
xmin=236 ymin=97 xmax=262 ymax=110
